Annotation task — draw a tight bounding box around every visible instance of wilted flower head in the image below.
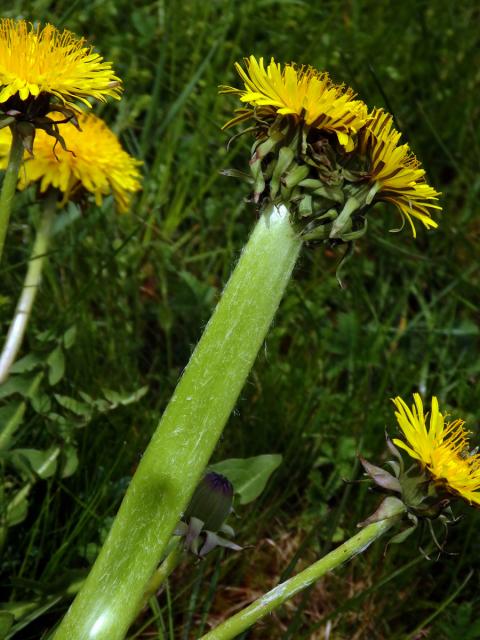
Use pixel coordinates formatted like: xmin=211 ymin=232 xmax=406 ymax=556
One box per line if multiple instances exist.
xmin=221 ymin=56 xmax=367 ymax=151
xmin=358 ymin=109 xmax=441 ymax=237
xmin=0 ymin=113 xmax=142 ymax=212
xmin=392 ymin=394 xmax=480 ymax=506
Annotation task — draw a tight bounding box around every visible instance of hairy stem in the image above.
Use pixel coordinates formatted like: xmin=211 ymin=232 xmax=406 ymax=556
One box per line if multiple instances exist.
xmin=53 ymin=204 xmax=302 ymax=640
xmin=0 ymin=193 xmax=57 ymax=384
xmin=200 ymin=509 xmax=405 ymax=640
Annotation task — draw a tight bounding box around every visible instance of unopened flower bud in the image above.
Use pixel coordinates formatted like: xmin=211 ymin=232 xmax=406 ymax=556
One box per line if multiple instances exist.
xmin=185 ymin=472 xmax=234 ymax=532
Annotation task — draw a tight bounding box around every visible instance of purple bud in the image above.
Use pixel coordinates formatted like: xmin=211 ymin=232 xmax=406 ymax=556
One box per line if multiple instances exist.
xmin=185 ymin=472 xmax=234 ymax=532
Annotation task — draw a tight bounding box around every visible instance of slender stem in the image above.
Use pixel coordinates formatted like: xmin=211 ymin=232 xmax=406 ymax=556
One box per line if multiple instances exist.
xmin=140 ymin=538 xmax=183 ymax=608
xmin=53 ymin=204 xmax=303 ymax=640
xmin=200 ymin=511 xmax=405 ymax=640
xmin=0 ymin=127 xmax=24 ymax=263
xmin=0 ymin=193 xmax=57 ymax=384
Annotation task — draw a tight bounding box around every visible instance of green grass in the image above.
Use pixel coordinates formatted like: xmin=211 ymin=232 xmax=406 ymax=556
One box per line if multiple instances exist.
xmin=1 ymin=0 xmax=480 ymax=638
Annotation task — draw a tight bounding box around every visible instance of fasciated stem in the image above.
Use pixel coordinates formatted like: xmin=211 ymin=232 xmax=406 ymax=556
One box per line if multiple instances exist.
xmin=53 ymin=204 xmax=303 ymax=640
xmin=199 ymin=507 xmax=406 ymax=640
xmin=0 ymin=127 xmax=24 ymax=263
xmin=0 ymin=193 xmax=57 ymax=384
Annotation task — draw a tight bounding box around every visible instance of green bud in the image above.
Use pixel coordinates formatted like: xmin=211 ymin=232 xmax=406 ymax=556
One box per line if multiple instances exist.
xmin=283 ymin=163 xmax=310 ymax=190
xmin=270 ymin=146 xmax=295 ymax=199
xmin=359 ymin=433 xmax=461 ymax=552
xmin=297 ymin=194 xmax=313 ymax=218
xmin=184 ymin=472 xmax=234 ymax=532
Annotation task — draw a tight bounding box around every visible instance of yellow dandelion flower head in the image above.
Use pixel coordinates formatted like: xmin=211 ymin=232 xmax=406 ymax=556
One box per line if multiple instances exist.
xmin=15 ymin=113 xmax=142 ymax=212
xmin=0 ymin=18 xmax=122 ymax=110
xmin=392 ymin=394 xmax=480 ymax=506
xmin=359 ymin=108 xmax=441 ymax=237
xmin=0 ymin=125 xmax=11 ymax=163
xmin=220 ymin=55 xmax=368 ymax=151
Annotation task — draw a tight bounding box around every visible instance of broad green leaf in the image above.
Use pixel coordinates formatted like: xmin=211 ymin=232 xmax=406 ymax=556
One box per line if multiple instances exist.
xmin=63 ymin=326 xmax=77 ymax=350
xmin=0 ymin=403 xmax=20 ymax=424
xmin=209 ymin=454 xmax=282 ymax=504
xmin=78 ymin=391 xmax=94 ymax=405
xmin=35 ymin=329 xmax=55 ymax=343
xmin=78 ymin=391 xmax=110 ymax=413
xmin=31 ymin=393 xmax=51 ymax=414
xmin=61 ymin=446 xmax=79 ymax=478
xmin=2 ymin=595 xmax=63 ymax=639
xmin=9 ymin=353 xmax=43 ymax=374
xmin=47 ymin=347 xmax=65 ymax=386
xmin=0 ymin=374 xmax=42 ymax=400
xmin=102 ymin=386 xmax=149 ymax=407
xmin=91 ymin=399 xmax=110 ymax=412
xmin=54 ymin=395 xmax=92 ymax=418
xmin=0 ymin=401 xmax=25 ymax=450
xmin=13 ymin=447 xmax=59 ymax=479
xmin=6 ymin=496 xmax=29 ymax=527
xmin=0 ymin=611 xmax=14 ymax=636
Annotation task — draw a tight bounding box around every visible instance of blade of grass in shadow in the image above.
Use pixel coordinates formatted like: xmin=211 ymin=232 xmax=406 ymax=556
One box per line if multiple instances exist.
xmin=406 ymin=570 xmax=473 ymax=640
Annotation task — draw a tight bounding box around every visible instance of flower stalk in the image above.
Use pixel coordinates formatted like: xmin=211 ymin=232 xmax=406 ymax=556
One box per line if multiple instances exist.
xmin=53 ymin=204 xmax=302 ymax=640
xmin=0 ymin=192 xmax=57 ymax=383
xmin=139 ymin=538 xmax=183 ymax=610
xmin=199 ymin=502 xmax=406 ymax=640
xmin=0 ymin=126 xmax=23 ymax=262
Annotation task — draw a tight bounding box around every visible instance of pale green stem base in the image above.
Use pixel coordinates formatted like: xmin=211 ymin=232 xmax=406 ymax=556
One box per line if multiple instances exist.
xmin=200 ymin=510 xmax=405 ymax=640
xmin=0 ymin=194 xmax=56 ymax=384
xmin=0 ymin=128 xmax=24 ymax=263
xmin=53 ymin=204 xmax=302 ymax=640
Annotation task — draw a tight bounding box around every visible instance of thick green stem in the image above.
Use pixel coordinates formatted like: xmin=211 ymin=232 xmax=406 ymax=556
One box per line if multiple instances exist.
xmin=53 ymin=204 xmax=302 ymax=640
xmin=0 ymin=127 xmax=24 ymax=263
xmin=0 ymin=193 xmax=56 ymax=384
xmin=200 ymin=510 xmax=405 ymax=640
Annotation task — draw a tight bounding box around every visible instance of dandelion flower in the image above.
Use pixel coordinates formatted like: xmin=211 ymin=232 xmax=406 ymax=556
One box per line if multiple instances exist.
xmin=9 ymin=113 xmax=142 ymax=212
xmin=219 ymin=56 xmax=440 ymax=244
xmin=359 ymin=109 xmax=441 ymax=237
xmin=392 ymin=394 xmax=480 ymax=505
xmin=0 ymin=19 xmax=121 ymax=111
xmin=0 ymin=125 xmax=10 ymax=161
xmin=220 ymin=55 xmax=367 ymax=151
